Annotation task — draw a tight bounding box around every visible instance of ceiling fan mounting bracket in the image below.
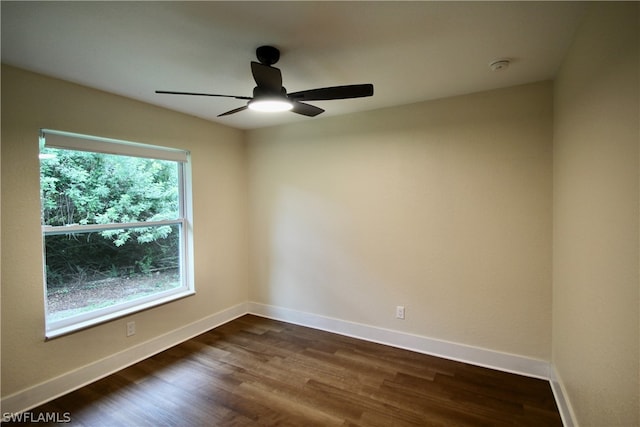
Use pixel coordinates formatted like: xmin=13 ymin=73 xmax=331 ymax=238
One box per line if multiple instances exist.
xmin=256 ymin=45 xmax=280 ymax=66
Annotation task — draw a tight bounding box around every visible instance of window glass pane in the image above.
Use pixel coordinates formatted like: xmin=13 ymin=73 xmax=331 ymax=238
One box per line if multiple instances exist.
xmin=39 ymin=132 xmax=193 ymax=336
xmin=44 ymin=224 xmax=182 ymax=322
xmin=40 ymin=147 xmax=179 ymax=227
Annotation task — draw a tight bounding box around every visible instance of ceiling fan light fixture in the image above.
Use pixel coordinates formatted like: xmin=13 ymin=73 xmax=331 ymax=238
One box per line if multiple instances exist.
xmin=248 ymin=98 xmax=293 ymax=113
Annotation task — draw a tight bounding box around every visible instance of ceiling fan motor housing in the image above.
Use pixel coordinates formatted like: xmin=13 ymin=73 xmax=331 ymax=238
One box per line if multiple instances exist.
xmin=253 ymin=86 xmax=288 ymax=98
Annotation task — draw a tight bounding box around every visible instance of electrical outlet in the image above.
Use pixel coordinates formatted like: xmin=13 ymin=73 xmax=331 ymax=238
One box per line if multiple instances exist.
xmin=126 ymin=321 xmax=136 ymax=337
xmin=396 ymin=305 xmax=405 ymax=320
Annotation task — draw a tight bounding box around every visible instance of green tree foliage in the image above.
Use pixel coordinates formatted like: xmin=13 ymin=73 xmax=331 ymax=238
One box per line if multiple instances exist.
xmin=40 ymin=148 xmax=181 ymax=286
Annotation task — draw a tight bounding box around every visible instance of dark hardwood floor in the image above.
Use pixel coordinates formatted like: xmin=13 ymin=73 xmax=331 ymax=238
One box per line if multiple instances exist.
xmin=8 ymin=315 xmax=562 ymax=426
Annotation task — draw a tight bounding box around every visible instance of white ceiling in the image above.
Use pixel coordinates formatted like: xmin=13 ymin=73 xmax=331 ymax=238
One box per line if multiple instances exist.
xmin=1 ymin=1 xmax=587 ymax=130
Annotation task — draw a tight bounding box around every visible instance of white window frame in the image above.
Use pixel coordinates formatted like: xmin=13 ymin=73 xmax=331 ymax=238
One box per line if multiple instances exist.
xmin=40 ymin=129 xmax=195 ymax=339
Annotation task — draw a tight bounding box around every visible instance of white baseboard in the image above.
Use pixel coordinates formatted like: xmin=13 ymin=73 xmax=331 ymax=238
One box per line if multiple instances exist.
xmin=549 ymin=365 xmax=577 ymax=427
xmin=248 ymin=302 xmax=551 ymax=380
xmin=0 ymin=302 xmax=248 ymax=416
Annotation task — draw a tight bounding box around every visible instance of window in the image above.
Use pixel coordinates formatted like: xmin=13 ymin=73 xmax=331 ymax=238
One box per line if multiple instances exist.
xmin=39 ymin=129 xmax=194 ymax=338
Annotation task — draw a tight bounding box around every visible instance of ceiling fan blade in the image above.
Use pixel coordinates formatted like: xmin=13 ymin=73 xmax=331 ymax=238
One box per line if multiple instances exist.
xmin=291 ymin=101 xmax=324 ymax=117
xmin=251 ymin=61 xmax=282 ymax=92
xmin=217 ymin=105 xmax=248 ymax=117
xmin=156 ymin=90 xmax=251 ymax=100
xmin=288 ymin=84 xmax=374 ymax=101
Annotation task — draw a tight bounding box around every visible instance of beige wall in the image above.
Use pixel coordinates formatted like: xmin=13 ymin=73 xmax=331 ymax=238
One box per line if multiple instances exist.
xmin=0 ymin=65 xmax=249 ymax=397
xmin=552 ymin=3 xmax=639 ymax=426
xmin=247 ymin=81 xmax=553 ymax=360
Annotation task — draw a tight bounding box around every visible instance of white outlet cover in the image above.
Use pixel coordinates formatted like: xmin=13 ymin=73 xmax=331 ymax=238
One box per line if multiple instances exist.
xmin=126 ymin=321 xmax=136 ymax=336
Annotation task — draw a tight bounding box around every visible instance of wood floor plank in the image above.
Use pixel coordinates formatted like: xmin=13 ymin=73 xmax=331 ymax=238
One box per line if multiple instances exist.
xmin=5 ymin=315 xmax=562 ymax=426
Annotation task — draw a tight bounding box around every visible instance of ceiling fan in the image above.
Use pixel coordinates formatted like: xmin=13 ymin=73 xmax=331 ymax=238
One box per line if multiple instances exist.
xmin=156 ymin=45 xmax=374 ymax=117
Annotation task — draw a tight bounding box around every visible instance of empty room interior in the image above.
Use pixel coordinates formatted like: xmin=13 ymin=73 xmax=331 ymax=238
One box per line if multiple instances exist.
xmin=1 ymin=2 xmax=638 ymax=426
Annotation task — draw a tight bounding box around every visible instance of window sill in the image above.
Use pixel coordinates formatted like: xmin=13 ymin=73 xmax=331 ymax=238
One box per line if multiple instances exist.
xmin=45 ymin=289 xmax=195 ymax=340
